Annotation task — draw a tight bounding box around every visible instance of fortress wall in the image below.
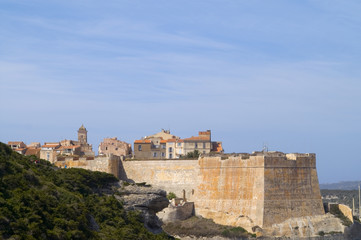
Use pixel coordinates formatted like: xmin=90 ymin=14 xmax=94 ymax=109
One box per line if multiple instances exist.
xmin=121 ymin=160 xmax=199 ymax=200
xmin=54 ymin=155 xmax=122 ymax=178
xmin=194 ymin=156 xmax=265 ymax=228
xmin=112 ymin=153 xmax=324 ymax=231
xmin=263 ymin=154 xmax=324 ymax=227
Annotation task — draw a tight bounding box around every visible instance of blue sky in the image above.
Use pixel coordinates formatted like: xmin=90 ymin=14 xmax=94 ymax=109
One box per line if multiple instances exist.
xmin=1 ymin=0 xmax=361 ymax=183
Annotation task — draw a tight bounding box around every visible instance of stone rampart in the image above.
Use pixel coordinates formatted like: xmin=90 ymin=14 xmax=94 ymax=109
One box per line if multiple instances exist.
xmin=121 ymin=160 xmax=198 ymax=200
xmin=54 ymin=155 xmax=122 ymax=178
xmin=121 ymin=152 xmax=325 ymax=231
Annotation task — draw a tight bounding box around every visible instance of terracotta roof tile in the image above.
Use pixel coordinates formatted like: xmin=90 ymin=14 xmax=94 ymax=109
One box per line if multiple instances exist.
xmin=8 ymin=141 xmax=25 ymax=145
xmin=183 ymin=136 xmax=210 ymax=141
xmin=42 ymin=144 xmax=60 ymax=148
xmin=24 ymin=148 xmax=41 ymax=156
xmin=134 ymin=140 xmax=151 ymax=144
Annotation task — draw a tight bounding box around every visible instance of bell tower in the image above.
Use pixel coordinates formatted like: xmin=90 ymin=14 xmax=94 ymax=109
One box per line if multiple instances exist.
xmin=78 ymin=124 xmax=88 ymax=144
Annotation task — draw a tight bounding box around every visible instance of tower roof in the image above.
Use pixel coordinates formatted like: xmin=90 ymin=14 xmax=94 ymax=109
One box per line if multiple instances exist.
xmin=78 ymin=124 xmax=87 ymax=131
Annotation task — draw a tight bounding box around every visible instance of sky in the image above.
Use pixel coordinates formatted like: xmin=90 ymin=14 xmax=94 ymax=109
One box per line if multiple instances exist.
xmin=1 ymin=0 xmax=361 ymax=183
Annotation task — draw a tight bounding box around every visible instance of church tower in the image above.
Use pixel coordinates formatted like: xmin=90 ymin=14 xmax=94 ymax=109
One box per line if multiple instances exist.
xmin=78 ymin=124 xmax=88 ymax=144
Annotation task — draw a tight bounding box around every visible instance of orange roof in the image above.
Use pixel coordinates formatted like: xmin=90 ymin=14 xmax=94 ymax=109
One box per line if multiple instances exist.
xmin=134 ymin=139 xmax=151 ymax=144
xmin=15 ymin=148 xmax=26 ymax=151
xmin=42 ymin=144 xmax=60 ymax=148
xmin=183 ymin=136 xmax=210 ymax=141
xmin=8 ymin=141 xmax=25 ymax=145
xmin=24 ymin=148 xmax=41 ymax=156
xmin=160 ymin=140 xmax=167 ymax=143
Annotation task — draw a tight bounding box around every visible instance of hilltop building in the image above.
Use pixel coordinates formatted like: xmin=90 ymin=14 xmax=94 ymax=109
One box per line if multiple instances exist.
xmin=38 ymin=124 xmax=94 ymax=163
xmin=133 ymin=129 xmax=223 ymax=159
xmin=8 ymin=141 xmax=26 ymax=150
xmin=7 ymin=141 xmax=41 ymax=157
xmin=40 ymin=142 xmax=61 ymax=163
xmin=98 ymin=137 xmax=132 ymax=157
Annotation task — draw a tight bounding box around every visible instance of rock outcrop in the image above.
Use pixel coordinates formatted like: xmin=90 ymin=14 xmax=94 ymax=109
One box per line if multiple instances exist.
xmin=115 ymin=182 xmax=169 ymax=233
xmin=261 ymin=213 xmax=345 ymax=238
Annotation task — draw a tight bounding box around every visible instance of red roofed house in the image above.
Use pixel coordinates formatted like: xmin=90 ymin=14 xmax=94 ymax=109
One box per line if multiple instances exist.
xmin=182 ymin=130 xmax=213 ymax=157
xmin=134 ymin=129 xmax=223 ymax=160
xmin=7 ymin=141 xmax=26 ymax=150
xmin=133 ymin=129 xmax=179 ymax=160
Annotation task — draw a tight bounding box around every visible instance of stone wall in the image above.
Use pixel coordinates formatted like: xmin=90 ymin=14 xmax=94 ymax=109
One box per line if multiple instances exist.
xmin=263 ymin=153 xmax=324 ymax=226
xmin=121 ymin=160 xmax=198 ymax=199
xmin=54 ymin=155 xmax=122 ymax=178
xmin=122 ymin=152 xmax=325 ymax=231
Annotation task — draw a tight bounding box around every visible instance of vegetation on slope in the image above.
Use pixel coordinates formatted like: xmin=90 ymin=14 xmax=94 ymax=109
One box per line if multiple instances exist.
xmin=0 ymin=142 xmax=170 ymax=240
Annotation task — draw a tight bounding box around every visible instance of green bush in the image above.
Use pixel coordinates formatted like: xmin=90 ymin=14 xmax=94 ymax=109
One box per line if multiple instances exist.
xmin=167 ymin=192 xmax=177 ymax=200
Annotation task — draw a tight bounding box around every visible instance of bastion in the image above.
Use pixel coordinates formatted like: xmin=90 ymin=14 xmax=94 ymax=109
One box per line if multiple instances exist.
xmin=121 ymin=151 xmax=325 ymax=230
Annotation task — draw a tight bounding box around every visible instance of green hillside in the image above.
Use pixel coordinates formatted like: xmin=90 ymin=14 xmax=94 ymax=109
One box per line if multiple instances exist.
xmin=0 ymin=142 xmax=169 ymax=240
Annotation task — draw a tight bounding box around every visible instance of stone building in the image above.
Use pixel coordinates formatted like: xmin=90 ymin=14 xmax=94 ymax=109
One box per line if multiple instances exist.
xmin=98 ymin=137 xmax=132 ymax=157
xmin=133 ymin=129 xmax=223 ymax=159
xmin=58 ymin=125 xmax=94 ymax=156
xmin=7 ymin=141 xmax=26 ymax=150
xmin=133 ymin=129 xmax=178 ymax=160
xmin=40 ymin=142 xmax=61 ymax=163
xmin=39 ymin=124 xmax=94 ymax=162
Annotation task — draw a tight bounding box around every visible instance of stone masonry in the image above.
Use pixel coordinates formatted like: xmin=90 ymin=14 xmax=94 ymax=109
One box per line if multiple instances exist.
xmin=121 ymin=152 xmax=325 ymax=231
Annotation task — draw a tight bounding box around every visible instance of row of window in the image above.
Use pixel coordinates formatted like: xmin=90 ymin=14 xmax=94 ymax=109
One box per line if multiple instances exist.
xmin=153 ymin=152 xmax=167 ymax=157
xmin=138 ymin=142 xmax=208 ymax=153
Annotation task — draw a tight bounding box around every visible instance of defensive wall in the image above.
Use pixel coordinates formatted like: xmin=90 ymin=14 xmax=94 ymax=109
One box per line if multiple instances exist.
xmin=54 ymin=155 xmax=122 ymax=179
xmin=121 ymin=152 xmax=325 ymax=230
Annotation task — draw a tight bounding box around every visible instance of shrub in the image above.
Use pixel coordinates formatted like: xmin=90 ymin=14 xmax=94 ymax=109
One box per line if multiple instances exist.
xmin=167 ymin=192 xmax=177 ymax=200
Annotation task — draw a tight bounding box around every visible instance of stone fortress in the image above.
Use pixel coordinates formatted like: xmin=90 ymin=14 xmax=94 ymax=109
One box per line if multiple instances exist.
xmin=8 ymin=125 xmax=350 ymax=237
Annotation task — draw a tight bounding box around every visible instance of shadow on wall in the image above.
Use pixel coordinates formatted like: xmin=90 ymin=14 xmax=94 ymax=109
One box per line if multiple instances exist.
xmin=118 ymin=159 xmax=134 ymax=183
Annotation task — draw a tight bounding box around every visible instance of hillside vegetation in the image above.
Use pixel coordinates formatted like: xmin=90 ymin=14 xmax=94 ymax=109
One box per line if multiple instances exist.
xmin=320 ymin=181 xmax=361 ymax=190
xmin=0 ymin=142 xmax=170 ymax=240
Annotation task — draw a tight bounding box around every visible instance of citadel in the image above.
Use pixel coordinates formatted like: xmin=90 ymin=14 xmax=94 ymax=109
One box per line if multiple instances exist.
xmin=7 ymin=125 xmax=354 ymax=237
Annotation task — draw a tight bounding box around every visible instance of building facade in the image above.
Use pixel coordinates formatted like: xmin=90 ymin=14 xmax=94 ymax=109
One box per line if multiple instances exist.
xmin=98 ymin=137 xmax=132 ymax=157
xmin=134 ymin=129 xmax=223 ymax=159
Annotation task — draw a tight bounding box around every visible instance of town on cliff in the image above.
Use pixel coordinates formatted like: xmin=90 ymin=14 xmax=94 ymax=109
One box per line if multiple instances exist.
xmin=7 ymin=124 xmax=224 ymax=163
xmin=5 ymin=125 xmax=361 ymax=238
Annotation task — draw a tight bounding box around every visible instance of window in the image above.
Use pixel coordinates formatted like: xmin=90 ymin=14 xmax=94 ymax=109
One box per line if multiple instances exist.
xmin=169 ymin=154 xmax=173 ymax=159
xmin=162 ymin=145 xmax=166 ymax=149
xmin=138 ymin=145 xmax=142 ymax=151
xmin=115 ymin=148 xmax=118 ymax=150
xmin=203 ymin=142 xmax=206 ymax=148
xmin=105 ymin=147 xmax=108 ymax=150
xmin=161 ymin=152 xmax=165 ymax=157
xmin=153 ymin=152 xmax=157 ymax=157
xmin=177 ymin=143 xmax=181 ymax=147
xmin=169 ymin=147 xmax=173 ymax=153
xmin=195 ymin=143 xmax=198 ymax=148
xmin=46 ymin=152 xmax=50 ymax=161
